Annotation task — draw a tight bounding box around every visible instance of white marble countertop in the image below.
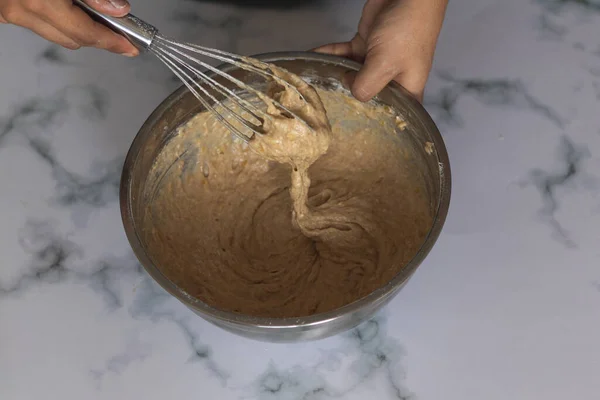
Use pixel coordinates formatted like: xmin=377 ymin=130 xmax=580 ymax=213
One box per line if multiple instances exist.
xmin=1 ymin=0 xmax=599 ymax=399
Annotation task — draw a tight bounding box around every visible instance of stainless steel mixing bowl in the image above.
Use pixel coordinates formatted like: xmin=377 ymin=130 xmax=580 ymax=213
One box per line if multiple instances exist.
xmin=120 ymin=52 xmax=451 ymax=342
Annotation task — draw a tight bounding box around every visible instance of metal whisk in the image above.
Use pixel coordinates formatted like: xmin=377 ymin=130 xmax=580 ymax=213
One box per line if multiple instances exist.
xmin=74 ymin=0 xmax=309 ymax=142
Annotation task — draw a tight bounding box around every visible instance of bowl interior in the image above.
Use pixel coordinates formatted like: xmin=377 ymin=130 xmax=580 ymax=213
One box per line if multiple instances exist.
xmin=120 ymin=52 xmax=450 ymax=329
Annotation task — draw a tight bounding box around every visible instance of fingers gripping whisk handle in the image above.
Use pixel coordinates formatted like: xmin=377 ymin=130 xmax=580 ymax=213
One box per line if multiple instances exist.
xmin=73 ymin=0 xmax=158 ymax=50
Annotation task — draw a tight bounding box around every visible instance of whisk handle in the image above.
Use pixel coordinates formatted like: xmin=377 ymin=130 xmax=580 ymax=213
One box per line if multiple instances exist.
xmin=73 ymin=0 xmax=158 ymax=50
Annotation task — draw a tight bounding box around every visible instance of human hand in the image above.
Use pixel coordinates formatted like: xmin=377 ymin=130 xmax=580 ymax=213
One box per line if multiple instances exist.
xmin=0 ymin=0 xmax=138 ymax=56
xmin=314 ymin=0 xmax=448 ymax=102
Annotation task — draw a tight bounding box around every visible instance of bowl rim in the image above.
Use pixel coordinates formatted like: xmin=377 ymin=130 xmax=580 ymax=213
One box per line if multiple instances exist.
xmin=120 ymin=51 xmax=451 ymax=329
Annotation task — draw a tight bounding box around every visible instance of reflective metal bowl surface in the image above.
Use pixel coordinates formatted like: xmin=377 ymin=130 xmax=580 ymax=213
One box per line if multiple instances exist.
xmin=120 ymin=52 xmax=451 ymax=342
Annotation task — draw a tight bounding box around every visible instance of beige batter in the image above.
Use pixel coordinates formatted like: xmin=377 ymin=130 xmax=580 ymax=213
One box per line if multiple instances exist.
xmin=141 ymin=69 xmax=433 ymax=318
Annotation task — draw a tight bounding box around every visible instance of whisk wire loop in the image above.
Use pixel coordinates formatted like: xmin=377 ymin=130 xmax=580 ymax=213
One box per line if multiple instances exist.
xmin=152 ymin=36 xmax=315 ymax=131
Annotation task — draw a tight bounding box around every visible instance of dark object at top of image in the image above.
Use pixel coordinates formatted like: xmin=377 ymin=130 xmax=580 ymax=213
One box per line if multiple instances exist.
xmin=186 ymin=0 xmax=323 ymax=9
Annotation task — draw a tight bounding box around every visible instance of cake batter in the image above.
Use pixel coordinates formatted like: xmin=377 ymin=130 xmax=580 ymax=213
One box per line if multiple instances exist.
xmin=141 ymin=70 xmax=434 ymax=318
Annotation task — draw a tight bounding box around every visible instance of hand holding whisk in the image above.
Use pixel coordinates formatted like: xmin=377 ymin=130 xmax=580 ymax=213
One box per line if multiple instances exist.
xmin=73 ymin=0 xmax=313 ymax=142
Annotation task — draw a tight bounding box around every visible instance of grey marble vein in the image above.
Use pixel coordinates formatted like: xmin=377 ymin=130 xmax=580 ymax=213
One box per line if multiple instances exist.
xmin=127 ymin=276 xmax=230 ymax=384
xmin=0 ymin=85 xmax=108 ymax=140
xmin=0 ymin=220 xmax=77 ymax=296
xmin=0 ymin=220 xmax=141 ymax=303
xmin=0 ymin=94 xmax=64 ymax=145
xmin=88 ymin=257 xmax=144 ymax=310
xmin=29 ymin=135 xmax=123 ymax=208
xmin=251 ymin=317 xmax=411 ymax=400
xmin=76 ymin=85 xmax=110 ymax=120
xmin=535 ymin=0 xmax=600 ymax=13
xmin=36 ymin=45 xmax=69 ymax=65
xmin=535 ymin=13 xmax=568 ymax=40
xmin=90 ymin=340 xmax=153 ymax=384
xmin=525 ymin=136 xmax=590 ymax=247
xmin=593 ymin=81 xmax=600 ymax=99
xmin=0 ymin=86 xmax=122 ymax=208
xmin=425 ymin=72 xmax=563 ymax=128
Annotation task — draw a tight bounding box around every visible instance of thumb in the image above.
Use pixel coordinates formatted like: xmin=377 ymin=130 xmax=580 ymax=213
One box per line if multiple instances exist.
xmin=312 ymin=35 xmax=367 ymax=63
xmin=311 ymin=42 xmax=354 ymax=58
xmin=351 ymin=44 xmax=400 ymax=102
xmin=82 ymin=0 xmax=131 ymax=17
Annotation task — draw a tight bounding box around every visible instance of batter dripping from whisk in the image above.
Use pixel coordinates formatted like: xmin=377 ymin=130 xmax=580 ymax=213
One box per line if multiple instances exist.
xmin=142 ymin=67 xmax=433 ymax=318
xmin=246 ymin=65 xmax=333 ymax=232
